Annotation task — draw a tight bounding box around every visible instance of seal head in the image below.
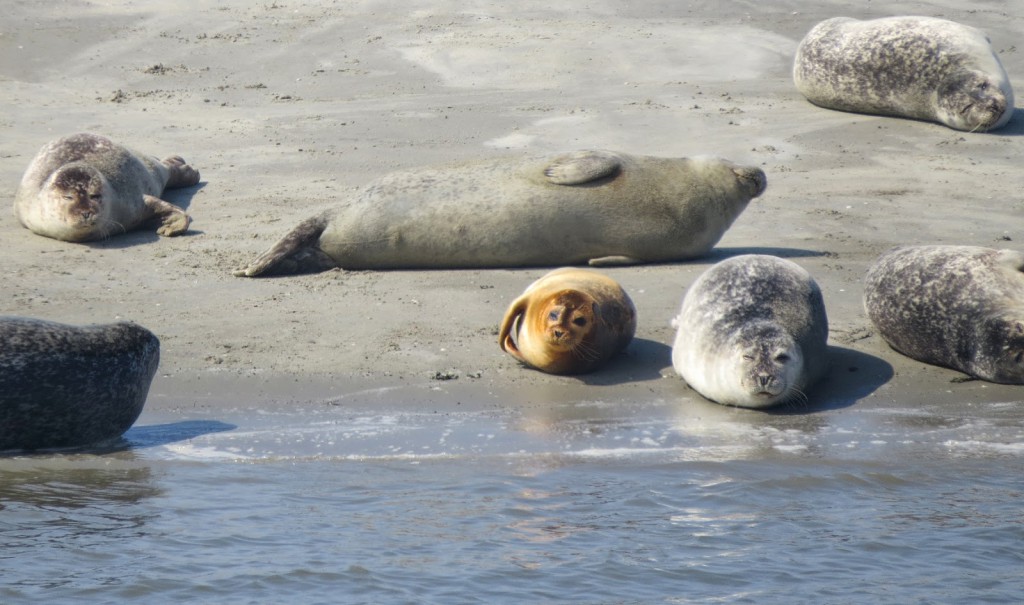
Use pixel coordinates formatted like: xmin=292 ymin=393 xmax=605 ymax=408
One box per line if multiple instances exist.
xmin=44 ymin=164 xmax=109 ymax=240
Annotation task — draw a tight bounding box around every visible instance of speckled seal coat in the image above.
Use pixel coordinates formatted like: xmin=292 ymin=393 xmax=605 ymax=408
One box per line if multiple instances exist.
xmin=498 ymin=267 xmax=636 ymax=375
xmin=864 ymin=245 xmax=1024 ymax=383
xmin=671 ymin=255 xmax=829 ymax=409
xmin=14 ymin=132 xmax=199 ymax=242
xmin=793 ymin=16 xmax=1014 ymax=131
xmin=0 ymin=317 xmax=159 ymax=452
xmin=234 ymin=150 xmax=766 ymax=276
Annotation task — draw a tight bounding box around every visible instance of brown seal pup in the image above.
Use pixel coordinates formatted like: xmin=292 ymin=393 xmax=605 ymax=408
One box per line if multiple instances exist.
xmin=498 ymin=268 xmax=637 ymax=375
xmin=234 ymin=150 xmax=766 ymax=276
xmin=0 ymin=317 xmax=159 ymax=452
xmin=864 ymin=245 xmax=1024 ymax=383
xmin=793 ymin=16 xmax=1014 ymax=131
xmin=671 ymin=255 xmax=829 ymax=408
xmin=14 ymin=132 xmax=199 ymax=242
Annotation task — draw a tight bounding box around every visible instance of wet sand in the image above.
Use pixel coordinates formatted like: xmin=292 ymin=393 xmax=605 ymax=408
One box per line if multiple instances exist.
xmin=2 ymin=0 xmax=1024 ymax=422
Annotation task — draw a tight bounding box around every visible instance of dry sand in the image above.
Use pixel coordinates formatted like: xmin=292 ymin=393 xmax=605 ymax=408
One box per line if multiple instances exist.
xmin=2 ymin=0 xmax=1023 ymax=423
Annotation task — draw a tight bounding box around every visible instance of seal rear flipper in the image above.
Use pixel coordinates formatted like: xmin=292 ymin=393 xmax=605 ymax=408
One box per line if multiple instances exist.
xmin=498 ymin=296 xmax=529 ymax=362
xmin=234 ymin=211 xmax=333 ymax=277
xmin=543 ymin=150 xmax=621 ymax=185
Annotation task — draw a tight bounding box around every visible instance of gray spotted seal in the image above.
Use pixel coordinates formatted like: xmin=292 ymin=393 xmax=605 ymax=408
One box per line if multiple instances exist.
xmin=0 ymin=317 xmax=159 ymax=452
xmin=498 ymin=267 xmax=636 ymax=374
xmin=671 ymin=255 xmax=829 ymax=408
xmin=793 ymin=16 xmax=1014 ymax=131
xmin=14 ymin=132 xmax=199 ymax=242
xmin=864 ymin=245 xmax=1024 ymax=383
xmin=234 ymin=150 xmax=766 ymax=276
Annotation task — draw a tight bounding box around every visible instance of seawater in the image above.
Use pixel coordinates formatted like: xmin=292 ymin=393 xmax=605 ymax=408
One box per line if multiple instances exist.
xmin=2 ymin=389 xmax=1022 ymax=604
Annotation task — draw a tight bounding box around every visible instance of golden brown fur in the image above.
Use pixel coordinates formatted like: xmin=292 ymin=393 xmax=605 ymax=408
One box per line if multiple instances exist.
xmin=499 ymin=268 xmax=636 ymax=374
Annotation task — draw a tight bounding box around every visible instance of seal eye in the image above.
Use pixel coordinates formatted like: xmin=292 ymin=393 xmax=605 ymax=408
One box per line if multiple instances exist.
xmin=776 ymin=354 xmax=790 ymax=363
xmin=548 ymin=311 xmax=559 ymax=321
xmin=572 ymin=317 xmax=587 ymax=327
xmin=1015 ymin=351 xmax=1023 ymax=364
xmin=742 ymin=354 xmax=754 ymax=361
xmin=89 ymin=194 xmax=101 ymax=201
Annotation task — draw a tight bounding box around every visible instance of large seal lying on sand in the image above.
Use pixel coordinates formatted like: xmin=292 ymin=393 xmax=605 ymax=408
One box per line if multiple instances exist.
xmin=499 ymin=268 xmax=636 ymax=374
xmin=14 ymin=132 xmax=199 ymax=242
xmin=865 ymin=245 xmax=1024 ymax=383
xmin=0 ymin=317 xmax=159 ymax=451
xmin=671 ymin=255 xmax=829 ymax=408
xmin=793 ymin=16 xmax=1014 ymax=131
xmin=234 ymin=150 xmax=766 ymax=276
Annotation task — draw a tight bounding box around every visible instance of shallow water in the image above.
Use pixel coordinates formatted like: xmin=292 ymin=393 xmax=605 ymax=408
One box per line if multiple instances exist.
xmin=2 ymin=385 xmax=1023 ymax=604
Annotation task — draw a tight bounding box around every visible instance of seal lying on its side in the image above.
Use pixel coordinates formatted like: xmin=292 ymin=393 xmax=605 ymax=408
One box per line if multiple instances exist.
xmin=864 ymin=245 xmax=1024 ymax=383
xmin=14 ymin=132 xmax=199 ymax=242
xmin=234 ymin=150 xmax=766 ymax=276
xmin=0 ymin=317 xmax=159 ymax=452
xmin=499 ymin=268 xmax=637 ymax=375
xmin=671 ymin=255 xmax=829 ymax=409
xmin=793 ymin=16 xmax=1014 ymax=131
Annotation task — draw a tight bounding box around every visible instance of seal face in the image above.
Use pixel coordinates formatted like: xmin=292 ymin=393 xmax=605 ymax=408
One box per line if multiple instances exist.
xmin=498 ymin=267 xmax=637 ymax=374
xmin=234 ymin=149 xmax=766 ymax=276
xmin=0 ymin=317 xmax=160 ymax=452
xmin=793 ymin=16 xmax=1014 ymax=131
xmin=864 ymin=245 xmax=1024 ymax=383
xmin=14 ymin=132 xmax=199 ymax=242
xmin=671 ymin=255 xmax=829 ymax=408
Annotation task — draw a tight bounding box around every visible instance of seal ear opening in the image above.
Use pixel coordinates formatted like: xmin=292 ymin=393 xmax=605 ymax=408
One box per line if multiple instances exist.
xmin=498 ymin=296 xmax=529 ymax=363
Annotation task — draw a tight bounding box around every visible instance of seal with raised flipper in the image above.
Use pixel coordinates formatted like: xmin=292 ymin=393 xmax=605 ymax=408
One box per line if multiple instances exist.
xmin=0 ymin=317 xmax=160 ymax=452
xmin=864 ymin=245 xmax=1024 ymax=383
xmin=498 ymin=267 xmax=636 ymax=375
xmin=671 ymin=255 xmax=829 ymax=409
xmin=14 ymin=132 xmax=199 ymax=242
xmin=234 ymin=150 xmax=766 ymax=276
xmin=793 ymin=16 xmax=1014 ymax=131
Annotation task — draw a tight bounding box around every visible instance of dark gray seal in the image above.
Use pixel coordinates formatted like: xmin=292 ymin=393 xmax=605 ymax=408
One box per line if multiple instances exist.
xmin=671 ymin=255 xmax=829 ymax=408
xmin=234 ymin=150 xmax=766 ymax=276
xmin=0 ymin=317 xmax=160 ymax=452
xmin=864 ymin=245 xmax=1024 ymax=383
xmin=793 ymin=16 xmax=1014 ymax=131
xmin=14 ymin=132 xmax=199 ymax=242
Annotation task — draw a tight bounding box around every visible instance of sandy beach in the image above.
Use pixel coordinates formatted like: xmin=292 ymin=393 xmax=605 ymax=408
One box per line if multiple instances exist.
xmin=2 ymin=0 xmax=1023 ymax=418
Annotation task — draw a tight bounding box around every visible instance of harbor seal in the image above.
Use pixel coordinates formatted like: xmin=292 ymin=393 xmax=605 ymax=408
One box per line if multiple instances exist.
xmin=793 ymin=16 xmax=1014 ymax=131
xmin=498 ymin=267 xmax=637 ymax=374
xmin=0 ymin=317 xmax=159 ymax=452
xmin=234 ymin=149 xmax=766 ymax=276
xmin=671 ymin=255 xmax=829 ymax=408
xmin=14 ymin=132 xmax=199 ymax=242
xmin=864 ymin=245 xmax=1024 ymax=383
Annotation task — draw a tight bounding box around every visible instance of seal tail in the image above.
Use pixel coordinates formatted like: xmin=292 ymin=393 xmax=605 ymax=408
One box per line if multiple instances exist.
xmin=233 ymin=211 xmax=335 ymax=277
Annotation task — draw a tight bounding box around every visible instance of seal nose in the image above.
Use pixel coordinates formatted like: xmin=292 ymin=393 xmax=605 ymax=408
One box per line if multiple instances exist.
xmin=757 ymin=375 xmax=772 ymax=388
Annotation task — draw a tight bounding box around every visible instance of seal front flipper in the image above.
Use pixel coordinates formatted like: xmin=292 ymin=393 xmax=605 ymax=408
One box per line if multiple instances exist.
xmin=543 ymin=150 xmax=622 ymax=185
xmin=234 ymin=211 xmax=335 ymax=277
xmin=588 ymin=255 xmax=642 ymax=267
xmin=143 ymin=194 xmax=191 ymax=237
